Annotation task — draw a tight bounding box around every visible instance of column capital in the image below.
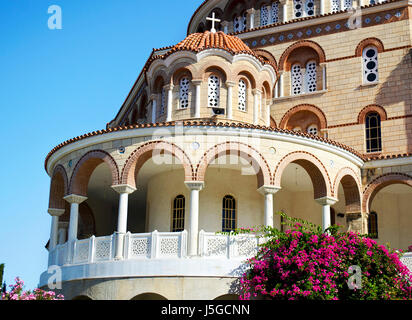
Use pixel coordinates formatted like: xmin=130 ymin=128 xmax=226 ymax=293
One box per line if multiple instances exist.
xmin=252 ymin=88 xmax=263 ymax=95
xmin=225 ymin=81 xmax=236 ymax=88
xmin=64 ymin=194 xmax=88 ymax=205
xmin=150 ymin=93 xmax=158 ymax=101
xmin=192 ymin=79 xmax=203 ymax=86
xmin=185 ymin=181 xmax=205 ymax=191
xmin=163 ymin=84 xmax=174 ymax=91
xmin=258 ymin=186 xmax=281 ymax=195
xmin=315 ymin=196 xmax=338 ymax=206
xmin=220 ymin=21 xmax=229 ymax=27
xmin=111 ymin=184 xmax=137 ymax=195
xmin=279 ymin=0 xmax=288 ymax=4
xmin=246 ymin=8 xmax=256 ymax=15
xmin=48 ymin=208 xmax=65 ymax=217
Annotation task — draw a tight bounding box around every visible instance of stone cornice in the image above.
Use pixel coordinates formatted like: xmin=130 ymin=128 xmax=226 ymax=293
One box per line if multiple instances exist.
xmin=45 ymin=121 xmax=365 ymax=176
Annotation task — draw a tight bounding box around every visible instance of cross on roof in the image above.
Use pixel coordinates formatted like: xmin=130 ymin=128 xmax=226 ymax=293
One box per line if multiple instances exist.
xmin=206 ymin=12 xmax=221 ymax=33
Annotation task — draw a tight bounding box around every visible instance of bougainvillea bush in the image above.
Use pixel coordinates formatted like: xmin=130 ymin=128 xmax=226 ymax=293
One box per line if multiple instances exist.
xmin=1 ymin=277 xmax=64 ymax=300
xmin=238 ymin=213 xmax=412 ymax=300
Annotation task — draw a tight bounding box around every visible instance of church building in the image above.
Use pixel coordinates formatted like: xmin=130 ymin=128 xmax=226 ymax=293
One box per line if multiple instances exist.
xmin=40 ymin=0 xmax=412 ymax=300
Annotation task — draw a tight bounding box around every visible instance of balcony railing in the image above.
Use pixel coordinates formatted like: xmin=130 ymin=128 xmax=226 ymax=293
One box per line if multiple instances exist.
xmin=48 ymin=230 xmax=262 ymax=267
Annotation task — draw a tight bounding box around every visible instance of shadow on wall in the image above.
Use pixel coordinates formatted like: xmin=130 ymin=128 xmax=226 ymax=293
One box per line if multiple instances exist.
xmin=375 ymin=48 xmax=412 ymax=153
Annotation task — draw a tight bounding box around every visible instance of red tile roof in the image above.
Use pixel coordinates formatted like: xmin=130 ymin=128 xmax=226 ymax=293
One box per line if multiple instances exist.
xmin=145 ymin=31 xmax=277 ymax=71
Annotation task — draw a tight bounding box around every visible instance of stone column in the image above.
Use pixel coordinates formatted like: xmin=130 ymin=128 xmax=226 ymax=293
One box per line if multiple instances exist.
xmin=279 ymin=72 xmax=284 ymax=97
xmin=226 ymin=81 xmax=236 ymax=120
xmin=280 ymin=0 xmax=288 ymax=23
xmin=320 ymin=0 xmax=325 ymax=15
xmin=185 ymin=181 xmax=205 ymax=257
xmin=192 ymin=80 xmax=202 ymax=119
xmin=48 ymin=208 xmax=65 ymax=250
xmin=258 ymin=186 xmax=281 ymax=228
xmin=150 ymin=94 xmax=157 ymax=123
xmin=315 ymin=197 xmax=338 ymax=232
xmin=221 ymin=21 xmax=229 ymax=34
xmin=321 ymin=63 xmax=327 ymax=91
xmin=246 ymin=8 xmax=255 ymax=29
xmin=265 ymin=100 xmax=272 ymax=127
xmin=165 ymin=84 xmax=174 ymax=122
xmin=252 ymin=89 xmax=262 ymax=125
xmin=58 ymin=221 xmax=69 ymax=245
xmin=64 ymin=195 xmax=88 ymax=242
xmin=112 ymin=184 xmax=136 ymax=260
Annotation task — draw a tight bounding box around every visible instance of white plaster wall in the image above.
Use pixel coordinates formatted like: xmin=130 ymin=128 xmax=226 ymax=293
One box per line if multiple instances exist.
xmin=371 ymin=190 xmax=412 ymax=251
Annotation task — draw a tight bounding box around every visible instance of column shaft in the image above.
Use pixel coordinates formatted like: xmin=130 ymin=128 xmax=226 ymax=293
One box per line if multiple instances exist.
xmin=151 ymin=99 xmax=157 ymax=123
xmin=166 ymin=87 xmax=173 ymax=122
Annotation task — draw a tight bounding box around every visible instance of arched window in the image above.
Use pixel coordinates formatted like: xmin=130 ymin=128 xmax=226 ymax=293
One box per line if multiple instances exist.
xmin=172 ymin=195 xmax=185 ymax=232
xmin=179 ymin=77 xmax=190 ymax=109
xmin=331 ymin=0 xmax=341 ymax=13
xmin=261 ymin=5 xmax=269 ymax=26
xmin=233 ymin=12 xmax=246 ymax=32
xmin=293 ymin=0 xmax=304 ymax=18
xmin=363 ymin=46 xmax=379 ymax=84
xmin=291 ymin=64 xmax=303 ymax=95
xmin=343 ymin=0 xmax=353 ymax=10
xmin=160 ymin=88 xmax=166 ymax=115
xmin=307 ymin=124 xmax=318 ymax=135
xmin=365 ymin=112 xmax=382 ymax=153
xmin=305 ymin=0 xmax=315 ymax=16
xmin=293 ymin=0 xmax=314 ymax=18
xmin=271 ymin=2 xmax=279 ymax=23
xmin=222 ymin=196 xmax=236 ymax=232
xmin=368 ymin=212 xmax=378 ymax=239
xmin=208 ymin=75 xmax=220 ymax=108
xmin=238 ymin=79 xmax=247 ymax=111
xmin=305 ymin=61 xmax=317 ymax=93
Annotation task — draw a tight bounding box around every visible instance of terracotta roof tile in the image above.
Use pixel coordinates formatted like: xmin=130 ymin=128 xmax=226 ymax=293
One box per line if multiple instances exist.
xmin=145 ymin=31 xmax=277 ymax=71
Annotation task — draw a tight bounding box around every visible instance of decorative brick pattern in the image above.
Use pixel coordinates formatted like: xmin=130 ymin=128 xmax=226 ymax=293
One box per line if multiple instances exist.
xmin=273 ymin=151 xmax=332 ymax=199
xmin=358 ymin=105 xmax=388 ymax=124
xmin=362 ymin=172 xmax=412 ymax=213
xmin=121 ymin=140 xmax=195 ymax=188
xmin=278 ymin=40 xmax=327 ymax=71
xmin=69 ymin=150 xmax=120 ymax=197
xmin=48 ymin=165 xmax=69 ymax=210
xmin=195 ymin=141 xmax=272 ymax=188
xmin=279 ymin=104 xmax=328 ymax=130
xmin=333 ymin=167 xmax=362 ymax=214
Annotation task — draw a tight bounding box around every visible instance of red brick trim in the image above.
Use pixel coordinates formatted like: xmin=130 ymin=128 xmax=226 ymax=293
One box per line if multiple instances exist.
xmin=278 ymin=40 xmax=327 ymax=72
xmin=362 ymin=172 xmax=412 ymax=213
xmin=333 ymin=167 xmax=362 ymax=213
xmin=273 ymin=151 xmax=332 ymax=199
xmin=355 ymin=38 xmax=385 ymax=57
xmin=121 ymin=141 xmax=195 ymax=188
xmin=49 ymin=165 xmax=69 ymax=210
xmin=252 ymin=48 xmax=278 ymax=71
xmin=358 ymin=105 xmax=388 ymax=124
xmin=69 ymin=150 xmax=120 ymax=197
xmin=195 ymin=141 xmax=272 ymax=188
xmin=279 ymin=104 xmax=328 ymax=130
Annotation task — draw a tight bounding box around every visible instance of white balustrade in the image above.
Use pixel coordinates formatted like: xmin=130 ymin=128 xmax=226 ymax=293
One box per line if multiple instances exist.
xmin=198 ymin=230 xmax=261 ymax=259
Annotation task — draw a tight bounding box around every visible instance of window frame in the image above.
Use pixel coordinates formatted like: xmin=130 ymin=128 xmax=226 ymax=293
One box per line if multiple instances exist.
xmin=365 ymin=112 xmax=383 ymax=153
xmin=171 ymin=195 xmax=186 ymax=232
xmin=222 ymin=195 xmax=237 ymax=233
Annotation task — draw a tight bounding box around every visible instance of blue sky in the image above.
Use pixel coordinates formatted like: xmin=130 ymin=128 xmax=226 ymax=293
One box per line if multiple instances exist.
xmin=0 ymin=0 xmax=202 ymax=291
